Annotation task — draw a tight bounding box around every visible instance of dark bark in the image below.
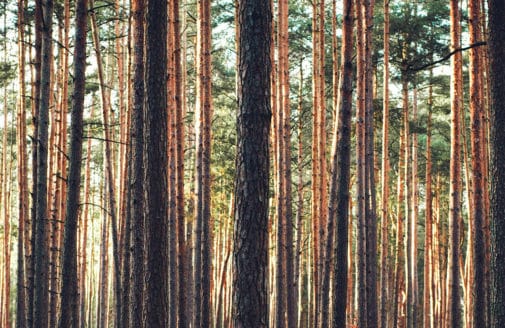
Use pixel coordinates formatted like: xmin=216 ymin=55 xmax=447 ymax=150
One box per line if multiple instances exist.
xmin=33 ymin=0 xmax=54 ymax=326
xmin=58 ymin=0 xmax=88 ymax=325
xmin=330 ymin=0 xmax=354 ymax=326
xmin=130 ymin=0 xmax=145 ymax=326
xmin=364 ymin=1 xmax=378 ymax=326
xmin=489 ymin=0 xmax=505 ymax=326
xmin=120 ymin=160 xmax=132 ymax=328
xmin=232 ymin=0 xmax=272 ymax=326
xmin=144 ymin=0 xmax=169 ymax=325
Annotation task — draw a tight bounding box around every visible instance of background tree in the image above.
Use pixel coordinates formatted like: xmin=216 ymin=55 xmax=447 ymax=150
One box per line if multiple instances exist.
xmin=58 ymin=0 xmax=88 ymax=324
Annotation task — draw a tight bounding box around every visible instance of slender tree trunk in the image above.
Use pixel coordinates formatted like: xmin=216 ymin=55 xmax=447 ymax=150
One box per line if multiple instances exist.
xmin=79 ymin=105 xmax=94 ymax=328
xmin=310 ymin=2 xmax=322 ymax=322
xmin=33 ymin=0 xmax=54 ymax=325
xmin=3 ymin=71 xmax=11 ymax=328
xmin=194 ymin=0 xmax=213 ymax=325
xmin=16 ymin=0 xmax=28 ymax=325
xmin=364 ymin=1 xmax=378 ymax=326
xmin=393 ymin=72 xmax=408 ymax=328
xmin=89 ymin=3 xmax=122 ymax=325
xmin=97 ymin=198 xmax=109 ymax=328
xmin=424 ymin=69 xmax=434 ymax=328
xmin=58 ymin=0 xmax=88 ymax=325
xmin=233 ymin=0 xmax=272 ymax=325
xmin=356 ymin=0 xmax=368 ymax=325
xmin=275 ymin=0 xmax=294 ymax=325
xmin=468 ymin=0 xmax=486 ymax=326
xmin=448 ymin=0 xmax=463 ymax=325
xmin=380 ymin=2 xmax=390 ymax=327
xmin=295 ymin=65 xmax=305 ymax=328
xmin=489 ymin=1 xmax=505 ymax=326
xmin=173 ymin=0 xmax=187 ymax=325
xmin=408 ymin=85 xmax=419 ymax=328
xmin=167 ymin=5 xmax=178 ymax=327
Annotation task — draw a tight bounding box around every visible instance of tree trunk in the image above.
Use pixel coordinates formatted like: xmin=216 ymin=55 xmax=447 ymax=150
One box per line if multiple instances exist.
xmin=28 ymin=5 xmax=43 ymax=326
xmin=489 ymin=0 xmax=505 ymax=325
xmin=145 ymin=0 xmax=170 ymax=325
xmin=15 ymin=0 xmax=28 ymax=325
xmin=393 ymin=72 xmax=408 ymax=328
xmin=89 ymin=2 xmax=122 ymax=324
xmin=364 ymin=1 xmax=378 ymax=325
xmin=33 ymin=0 xmax=54 ymax=325
xmin=130 ymin=0 xmax=145 ymax=326
xmin=172 ymin=0 xmax=187 ymax=325
xmin=195 ymin=0 xmax=213 ymax=325
xmin=356 ymin=0 xmax=367 ymax=325
xmin=58 ymin=0 xmax=88 ymax=324
xmin=448 ymin=0 xmax=463 ymax=325
xmin=423 ymin=69 xmax=434 ymax=328
xmin=79 ymin=105 xmax=94 ymax=328
xmin=380 ymin=1 xmax=390 ymax=327
xmin=232 ymin=0 xmax=271 ymax=325
xmin=468 ymin=0 xmax=486 ymax=326
xmin=329 ymin=0 xmax=353 ymax=325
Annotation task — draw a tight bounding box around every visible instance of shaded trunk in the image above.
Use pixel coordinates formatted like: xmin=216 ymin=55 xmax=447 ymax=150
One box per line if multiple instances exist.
xmin=232 ymin=0 xmax=272 ymax=325
xmin=330 ymin=0 xmax=354 ymax=325
xmin=489 ymin=0 xmax=505 ymax=326
xmin=129 ymin=0 xmax=145 ymax=326
xmin=144 ymin=0 xmax=170 ymax=325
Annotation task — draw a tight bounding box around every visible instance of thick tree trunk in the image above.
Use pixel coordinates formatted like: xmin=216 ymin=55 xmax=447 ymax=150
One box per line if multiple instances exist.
xmin=489 ymin=0 xmax=505 ymax=326
xmin=329 ymin=0 xmax=353 ymax=325
xmin=130 ymin=0 xmax=145 ymax=326
xmin=58 ymin=0 xmax=88 ymax=325
xmin=233 ymin=0 xmax=272 ymax=325
xmin=145 ymin=0 xmax=170 ymax=325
